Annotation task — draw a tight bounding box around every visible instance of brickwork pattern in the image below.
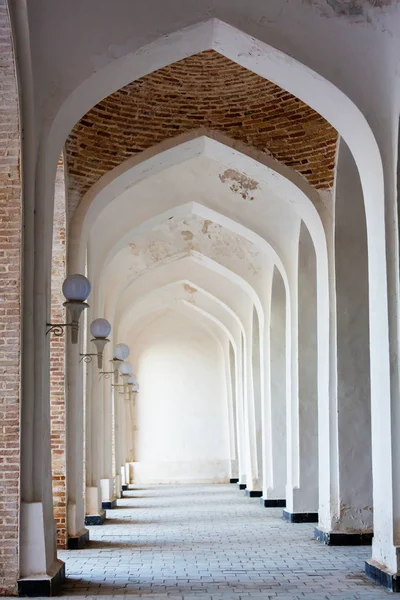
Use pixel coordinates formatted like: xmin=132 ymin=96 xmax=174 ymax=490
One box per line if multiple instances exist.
xmin=50 ymin=156 xmax=67 ymax=549
xmin=0 ymin=0 xmax=21 ymax=595
xmin=59 ymin=485 xmax=389 ymax=599
xmin=66 ymin=51 xmax=337 ymax=215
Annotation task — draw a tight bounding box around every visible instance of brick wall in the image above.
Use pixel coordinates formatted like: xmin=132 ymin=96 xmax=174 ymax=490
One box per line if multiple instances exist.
xmin=66 ymin=50 xmax=337 ymax=214
xmin=0 ymin=0 xmax=21 ymax=595
xmin=50 ymin=156 xmax=67 ymax=549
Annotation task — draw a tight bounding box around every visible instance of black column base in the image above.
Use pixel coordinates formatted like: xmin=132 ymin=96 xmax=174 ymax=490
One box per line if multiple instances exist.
xmin=229 ymin=478 xmax=239 ymax=484
xmin=85 ymin=509 xmax=106 ymax=526
xmin=245 ymin=489 xmax=262 ymax=498
xmin=67 ymin=528 xmax=90 ymax=549
xmin=18 ymin=560 xmax=65 ymax=597
xmin=102 ymin=498 xmax=117 ymax=510
xmin=237 ymin=483 xmax=246 ymax=490
xmin=365 ymin=560 xmax=400 ymax=592
xmin=121 ymin=484 xmax=128 ymax=491
xmin=261 ymin=498 xmax=286 ymax=508
xmin=283 ymin=509 xmax=318 ymax=523
xmin=315 ymin=527 xmax=373 ymax=546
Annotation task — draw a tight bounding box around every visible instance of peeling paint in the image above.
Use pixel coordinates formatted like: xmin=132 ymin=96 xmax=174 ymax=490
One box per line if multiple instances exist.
xmin=219 ymin=169 xmax=259 ymax=201
xmin=303 ymin=0 xmax=399 ymax=25
xmin=129 ymin=243 xmax=141 ymax=256
xmin=183 ymin=283 xmax=197 ymax=294
xmin=117 ymin=213 xmax=264 ymax=286
xmin=202 ymin=220 xmax=213 ymax=235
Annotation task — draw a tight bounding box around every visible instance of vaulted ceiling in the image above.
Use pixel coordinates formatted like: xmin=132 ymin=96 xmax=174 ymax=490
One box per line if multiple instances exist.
xmin=66 ymin=50 xmax=338 ymax=215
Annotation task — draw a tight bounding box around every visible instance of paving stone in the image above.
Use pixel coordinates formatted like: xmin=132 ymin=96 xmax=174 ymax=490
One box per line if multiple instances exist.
xmin=54 ymin=484 xmax=392 ymax=599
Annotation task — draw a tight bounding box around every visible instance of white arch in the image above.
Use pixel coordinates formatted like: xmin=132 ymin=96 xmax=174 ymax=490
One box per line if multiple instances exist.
xmin=69 ymin=132 xmax=326 ymax=273
xmin=108 ymin=250 xmax=265 ymax=335
xmin=118 ymin=279 xmax=244 ymax=346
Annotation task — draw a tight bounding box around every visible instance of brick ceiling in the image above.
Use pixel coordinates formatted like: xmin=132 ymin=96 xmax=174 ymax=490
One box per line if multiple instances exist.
xmin=66 ymin=50 xmax=338 ymax=214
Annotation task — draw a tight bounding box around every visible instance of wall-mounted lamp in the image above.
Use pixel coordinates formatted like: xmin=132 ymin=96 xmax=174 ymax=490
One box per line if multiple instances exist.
xmin=125 ymin=378 xmax=139 ymax=402
xmin=80 ymin=318 xmax=111 ymax=369
xmin=100 ymin=344 xmax=130 ymax=380
xmin=47 ymin=274 xmax=91 ymax=344
xmin=114 ymin=343 xmax=130 ymax=361
xmin=127 ymin=374 xmax=137 ymax=392
xmin=120 ymin=361 xmax=133 ymax=392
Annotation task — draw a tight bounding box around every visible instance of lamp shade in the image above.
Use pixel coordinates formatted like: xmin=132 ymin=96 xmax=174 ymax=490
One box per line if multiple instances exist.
xmin=127 ymin=374 xmax=137 ymax=384
xmin=62 ymin=274 xmax=91 ymax=302
xmin=119 ymin=361 xmax=133 ymax=375
xmin=90 ymin=318 xmax=111 ymax=339
xmin=114 ymin=343 xmax=130 ymax=361
xmin=132 ymin=383 xmax=139 ymax=392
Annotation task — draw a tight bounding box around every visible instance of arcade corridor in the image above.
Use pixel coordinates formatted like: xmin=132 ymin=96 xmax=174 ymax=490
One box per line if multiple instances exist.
xmin=59 ymin=485 xmax=389 ymax=599
xmin=4 ymin=1 xmax=400 ymax=596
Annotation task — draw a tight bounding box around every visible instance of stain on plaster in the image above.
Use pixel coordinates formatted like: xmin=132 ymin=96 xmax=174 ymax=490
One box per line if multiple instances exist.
xmin=303 ymin=0 xmax=399 ymax=24
xmin=181 ymin=230 xmax=194 ymax=241
xmin=129 ymin=243 xmax=141 ymax=256
xmin=219 ymin=169 xmax=259 ymax=201
xmin=334 ymin=502 xmax=373 ymax=532
xmin=184 ymin=283 xmax=197 ymax=294
xmin=202 ymin=220 xmax=213 ymax=235
xmin=183 ymin=282 xmax=197 ymax=303
xmin=119 ymin=214 xmax=264 ymax=284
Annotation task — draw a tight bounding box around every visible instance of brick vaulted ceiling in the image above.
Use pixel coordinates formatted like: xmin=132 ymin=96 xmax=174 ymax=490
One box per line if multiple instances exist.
xmin=65 ymin=50 xmax=338 ymax=215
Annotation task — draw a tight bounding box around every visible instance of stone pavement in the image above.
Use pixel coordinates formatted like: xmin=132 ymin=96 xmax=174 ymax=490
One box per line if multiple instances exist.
xmin=58 ymin=484 xmax=391 ymax=600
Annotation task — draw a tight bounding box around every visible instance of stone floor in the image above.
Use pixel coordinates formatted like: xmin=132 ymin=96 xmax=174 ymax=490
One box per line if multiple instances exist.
xmin=58 ymin=484 xmax=391 ymax=600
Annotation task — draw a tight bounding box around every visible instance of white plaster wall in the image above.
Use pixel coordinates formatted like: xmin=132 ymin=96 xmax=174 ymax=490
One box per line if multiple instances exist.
xmin=129 ymin=309 xmax=231 ymax=483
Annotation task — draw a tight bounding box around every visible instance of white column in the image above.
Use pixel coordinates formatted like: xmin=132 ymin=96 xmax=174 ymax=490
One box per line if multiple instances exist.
xmin=227 ymin=341 xmax=239 ymax=479
xmin=235 ymin=334 xmax=247 ymax=485
xmin=100 ymin=358 xmax=116 ymax=507
xmin=251 ymin=307 xmax=263 ymax=492
xmin=316 ymin=139 xmax=372 ymax=543
xmin=85 ymin=301 xmax=103 ymax=518
xmin=285 ymin=223 xmax=318 ymax=519
xmin=66 ymin=336 xmax=88 ymax=541
xmin=263 ymin=266 xmax=287 ymax=502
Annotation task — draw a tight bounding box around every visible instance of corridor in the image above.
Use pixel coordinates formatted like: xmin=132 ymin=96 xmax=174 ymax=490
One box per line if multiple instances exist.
xmin=59 ymin=485 xmax=389 ymax=600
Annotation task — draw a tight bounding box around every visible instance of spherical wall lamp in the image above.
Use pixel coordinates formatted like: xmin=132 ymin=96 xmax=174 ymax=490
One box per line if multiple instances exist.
xmin=47 ymin=273 xmax=91 ymax=344
xmin=119 ymin=361 xmax=133 ymax=376
xmin=90 ymin=318 xmax=111 ymax=339
xmin=119 ymin=361 xmax=133 ymax=392
xmin=114 ymin=343 xmax=130 ymax=361
xmin=62 ymin=274 xmax=91 ymax=302
xmin=89 ymin=318 xmax=111 ymax=369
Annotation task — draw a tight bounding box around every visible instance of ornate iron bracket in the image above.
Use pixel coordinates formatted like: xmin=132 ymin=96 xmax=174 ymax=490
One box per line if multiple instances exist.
xmin=46 ymin=323 xmax=72 ymax=336
xmin=79 ymin=353 xmax=97 ymax=364
xmin=99 ymin=371 xmax=114 ymax=380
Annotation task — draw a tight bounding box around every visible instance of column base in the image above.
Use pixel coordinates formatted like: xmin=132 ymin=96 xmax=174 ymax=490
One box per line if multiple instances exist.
xmin=261 ymin=498 xmax=286 ymax=508
xmin=67 ymin=528 xmax=90 ymax=549
xmin=121 ymin=484 xmax=128 ymax=492
xmin=18 ymin=560 xmax=65 ymax=597
xmin=315 ymin=528 xmax=373 ymax=546
xmin=84 ymin=510 xmax=106 ymax=526
xmin=102 ymin=499 xmax=117 ymax=510
xmin=245 ymin=489 xmax=262 ymax=498
xmin=237 ymin=483 xmax=247 ymax=490
xmin=365 ymin=560 xmax=400 ymax=592
xmin=283 ymin=509 xmax=318 ymax=523
xmin=229 ymin=478 xmax=239 ymax=484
